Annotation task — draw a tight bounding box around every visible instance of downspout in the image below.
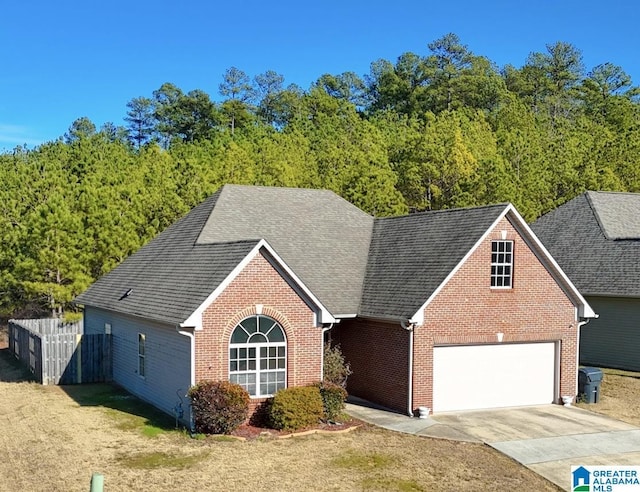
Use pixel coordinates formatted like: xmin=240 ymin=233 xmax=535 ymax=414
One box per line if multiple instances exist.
xmin=575 ymin=314 xmax=597 ymax=396
xmin=400 ymin=320 xmax=415 ymax=417
xmin=320 ymin=323 xmax=334 ymax=380
xmin=177 ymin=326 xmax=196 ymax=432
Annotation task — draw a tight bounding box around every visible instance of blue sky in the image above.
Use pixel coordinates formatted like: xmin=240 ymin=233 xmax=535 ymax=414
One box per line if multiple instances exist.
xmin=1 ymin=0 xmax=638 ymax=150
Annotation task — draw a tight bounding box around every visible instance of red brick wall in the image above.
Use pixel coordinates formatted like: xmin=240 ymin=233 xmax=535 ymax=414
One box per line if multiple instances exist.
xmin=331 ymin=318 xmax=410 ymax=413
xmin=413 ymin=216 xmax=577 ymax=411
xmin=194 ymin=250 xmax=323 ymax=416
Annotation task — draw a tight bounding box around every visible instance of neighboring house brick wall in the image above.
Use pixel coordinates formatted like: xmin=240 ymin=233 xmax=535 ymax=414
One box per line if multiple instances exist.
xmin=195 ymin=251 xmax=323 ymax=414
xmin=84 ymin=306 xmax=191 ymax=420
xmin=332 ymin=318 xmax=409 ymax=413
xmin=413 ymin=217 xmax=577 ymax=411
xmin=580 ymin=296 xmax=640 ymax=372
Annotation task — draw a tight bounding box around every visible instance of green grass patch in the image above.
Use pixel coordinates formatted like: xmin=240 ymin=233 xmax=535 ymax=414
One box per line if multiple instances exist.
xmin=361 ymin=477 xmax=425 ymax=491
xmin=61 ymin=383 xmax=179 ymax=437
xmin=332 ymin=450 xmax=395 ymax=471
xmin=117 ymin=451 xmax=208 ymax=470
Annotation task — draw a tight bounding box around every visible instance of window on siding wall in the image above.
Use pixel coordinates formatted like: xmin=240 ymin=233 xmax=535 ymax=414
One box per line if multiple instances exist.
xmin=229 ymin=315 xmax=286 ymax=397
xmin=138 ymin=333 xmax=146 ymax=378
xmin=491 ymin=240 xmax=513 ymax=288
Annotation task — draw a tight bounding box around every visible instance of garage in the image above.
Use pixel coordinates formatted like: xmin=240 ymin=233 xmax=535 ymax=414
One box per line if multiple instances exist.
xmin=432 ymin=342 xmax=557 ymax=412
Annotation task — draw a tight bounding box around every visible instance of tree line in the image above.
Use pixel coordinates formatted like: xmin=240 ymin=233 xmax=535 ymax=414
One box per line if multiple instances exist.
xmin=1 ymin=33 xmax=639 ymax=318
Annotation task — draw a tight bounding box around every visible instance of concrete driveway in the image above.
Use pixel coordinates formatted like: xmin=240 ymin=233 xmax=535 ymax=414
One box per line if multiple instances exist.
xmin=346 ymin=401 xmax=640 ymax=491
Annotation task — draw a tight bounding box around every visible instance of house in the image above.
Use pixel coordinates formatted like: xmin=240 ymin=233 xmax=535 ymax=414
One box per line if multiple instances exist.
xmin=75 ymin=185 xmax=595 ymax=422
xmin=532 ymin=191 xmax=640 ymax=372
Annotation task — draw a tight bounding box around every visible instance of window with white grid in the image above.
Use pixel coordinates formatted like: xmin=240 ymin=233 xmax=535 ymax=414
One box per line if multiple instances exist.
xmin=491 ymin=240 xmax=513 ymax=288
xmin=229 ymin=315 xmax=286 ymax=397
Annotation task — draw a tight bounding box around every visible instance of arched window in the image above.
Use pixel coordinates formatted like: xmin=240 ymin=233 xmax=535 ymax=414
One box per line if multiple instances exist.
xmin=229 ymin=315 xmax=286 ymax=397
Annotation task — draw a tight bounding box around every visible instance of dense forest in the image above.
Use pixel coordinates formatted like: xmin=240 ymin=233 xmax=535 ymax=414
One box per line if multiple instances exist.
xmin=2 ymin=34 xmax=639 ymax=319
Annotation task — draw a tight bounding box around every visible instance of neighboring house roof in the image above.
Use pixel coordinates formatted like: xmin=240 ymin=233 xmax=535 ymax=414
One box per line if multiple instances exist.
xmin=360 ymin=204 xmax=508 ymax=320
xmin=77 ymin=185 xmax=595 ymax=326
xmin=532 ymin=191 xmax=640 ymax=298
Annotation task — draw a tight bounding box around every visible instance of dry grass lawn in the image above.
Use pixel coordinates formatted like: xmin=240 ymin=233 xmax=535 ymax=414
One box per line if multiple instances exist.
xmin=575 ymin=367 xmax=640 ymax=426
xmin=0 ymin=343 xmax=559 ymax=492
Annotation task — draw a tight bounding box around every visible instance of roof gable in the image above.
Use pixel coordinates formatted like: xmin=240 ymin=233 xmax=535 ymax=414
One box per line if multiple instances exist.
xmin=359 ymin=204 xmax=509 ymax=320
xmin=195 ymin=184 xmax=374 ymax=315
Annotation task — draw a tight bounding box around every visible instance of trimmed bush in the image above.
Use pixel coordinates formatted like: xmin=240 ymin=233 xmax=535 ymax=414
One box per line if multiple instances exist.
xmin=323 ymin=343 xmax=352 ymax=388
xmin=268 ymin=386 xmax=324 ymax=431
xmin=316 ymin=381 xmax=348 ymax=421
xmin=187 ymin=380 xmax=249 ymax=435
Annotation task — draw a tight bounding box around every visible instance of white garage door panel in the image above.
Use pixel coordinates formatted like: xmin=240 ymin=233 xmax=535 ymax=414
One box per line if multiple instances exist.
xmin=433 ymin=343 xmax=556 ymax=412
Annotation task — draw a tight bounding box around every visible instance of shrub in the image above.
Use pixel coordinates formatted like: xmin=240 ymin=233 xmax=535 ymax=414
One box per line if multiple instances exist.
xmin=268 ymin=386 xmax=324 ymax=431
xmin=187 ymin=380 xmax=249 ymax=435
xmin=323 ymin=343 xmax=352 ymax=388
xmin=315 ymin=381 xmax=348 ymax=421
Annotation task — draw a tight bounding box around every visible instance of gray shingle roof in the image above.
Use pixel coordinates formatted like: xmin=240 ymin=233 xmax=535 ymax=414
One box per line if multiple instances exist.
xmin=75 ymin=192 xmax=261 ymax=325
xmin=588 ymin=191 xmax=640 ymax=240
xmin=532 ymin=191 xmax=640 ymax=297
xmin=196 ymin=185 xmax=374 ymax=315
xmin=77 ymin=185 xmax=374 ymax=322
xmin=359 ymin=204 xmax=508 ymax=320
xmin=78 ymin=185 xmax=588 ymax=326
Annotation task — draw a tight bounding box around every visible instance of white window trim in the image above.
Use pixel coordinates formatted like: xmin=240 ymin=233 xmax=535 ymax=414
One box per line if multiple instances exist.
xmin=491 ymin=240 xmax=514 ymax=289
xmin=229 ymin=316 xmax=287 ymax=398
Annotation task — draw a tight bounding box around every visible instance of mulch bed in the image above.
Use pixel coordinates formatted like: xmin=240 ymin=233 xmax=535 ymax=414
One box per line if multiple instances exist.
xmin=227 ymin=417 xmax=364 ymax=441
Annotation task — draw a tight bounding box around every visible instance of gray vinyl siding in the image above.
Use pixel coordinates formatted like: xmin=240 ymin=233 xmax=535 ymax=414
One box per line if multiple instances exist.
xmin=84 ymin=306 xmax=191 ymax=421
xmin=580 ymin=296 xmax=640 ymax=372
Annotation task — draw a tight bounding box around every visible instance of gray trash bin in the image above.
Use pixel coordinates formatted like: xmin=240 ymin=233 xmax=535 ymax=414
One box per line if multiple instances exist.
xmin=578 ymin=367 xmax=603 ymax=403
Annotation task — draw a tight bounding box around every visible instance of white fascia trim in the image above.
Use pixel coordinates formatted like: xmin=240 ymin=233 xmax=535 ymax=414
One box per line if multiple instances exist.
xmin=180 ymin=239 xmax=335 ymax=330
xmin=506 ymin=205 xmax=596 ymax=319
xmin=408 ymin=204 xmax=596 ymax=325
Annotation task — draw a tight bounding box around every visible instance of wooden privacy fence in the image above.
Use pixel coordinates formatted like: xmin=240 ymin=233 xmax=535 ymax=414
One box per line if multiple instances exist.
xmin=8 ymin=318 xmax=112 ymax=385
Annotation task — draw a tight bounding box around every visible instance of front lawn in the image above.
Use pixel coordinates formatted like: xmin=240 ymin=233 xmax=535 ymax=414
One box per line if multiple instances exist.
xmin=575 ymin=367 xmax=640 ymax=426
xmin=0 ymin=347 xmax=560 ymax=491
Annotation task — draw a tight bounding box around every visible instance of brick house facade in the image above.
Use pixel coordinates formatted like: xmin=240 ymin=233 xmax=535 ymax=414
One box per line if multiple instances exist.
xmin=77 ymin=185 xmax=594 ymax=423
xmin=334 ymin=216 xmax=579 ymax=415
xmin=196 ymin=252 xmax=324 ymax=414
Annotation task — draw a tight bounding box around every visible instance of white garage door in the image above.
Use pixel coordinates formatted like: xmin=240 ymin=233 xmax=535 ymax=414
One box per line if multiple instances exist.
xmin=433 ymin=343 xmax=556 ymax=412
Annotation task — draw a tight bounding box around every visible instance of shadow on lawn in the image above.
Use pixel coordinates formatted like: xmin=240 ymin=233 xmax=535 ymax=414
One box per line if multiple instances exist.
xmin=0 ymin=347 xmax=36 ymax=382
xmin=60 ymin=383 xmax=179 ymax=433
xmin=0 ymin=346 xmax=177 ymax=433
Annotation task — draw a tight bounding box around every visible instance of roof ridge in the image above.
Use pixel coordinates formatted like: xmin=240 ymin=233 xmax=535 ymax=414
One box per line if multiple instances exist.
xmin=375 ymin=203 xmax=509 ymax=222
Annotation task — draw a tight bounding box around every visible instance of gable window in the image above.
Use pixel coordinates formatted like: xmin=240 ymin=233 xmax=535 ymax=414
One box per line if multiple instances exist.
xmin=229 ymin=315 xmax=286 ymax=397
xmin=491 ymin=240 xmax=513 ymax=288
xmin=138 ymin=333 xmax=146 ymax=378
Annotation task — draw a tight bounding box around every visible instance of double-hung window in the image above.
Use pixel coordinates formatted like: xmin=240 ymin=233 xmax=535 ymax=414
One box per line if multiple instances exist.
xmin=229 ymin=315 xmax=286 ymax=397
xmin=491 ymin=240 xmax=513 ymax=288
